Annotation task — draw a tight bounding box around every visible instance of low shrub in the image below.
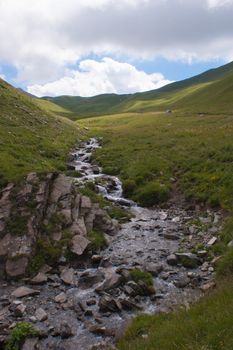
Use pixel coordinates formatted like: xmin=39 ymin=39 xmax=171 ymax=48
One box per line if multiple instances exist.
xmin=135 ymin=181 xmax=170 ymax=207
xmin=6 ymin=322 xmax=39 ymax=350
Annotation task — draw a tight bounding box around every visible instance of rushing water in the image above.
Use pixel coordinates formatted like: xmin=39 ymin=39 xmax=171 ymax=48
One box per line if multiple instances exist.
xmin=71 ymin=138 xmax=205 ymax=314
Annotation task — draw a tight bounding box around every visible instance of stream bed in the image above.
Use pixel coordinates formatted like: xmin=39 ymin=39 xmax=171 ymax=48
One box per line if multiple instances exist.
xmin=0 ymin=138 xmax=222 ymax=350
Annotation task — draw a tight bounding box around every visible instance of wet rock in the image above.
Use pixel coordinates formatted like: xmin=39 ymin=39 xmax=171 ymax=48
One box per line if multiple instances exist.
xmin=35 ymin=308 xmax=48 ymax=322
xmin=70 ymin=235 xmax=90 ymax=256
xmin=167 ymin=254 xmax=178 ymax=266
xmin=79 ymin=270 xmax=104 ymax=289
xmin=174 ymin=276 xmax=190 ymax=288
xmin=144 ymin=263 xmax=163 ymax=277
xmin=163 ymin=233 xmax=180 ymax=240
xmin=60 ymin=268 xmax=75 ymax=285
xmin=119 ymin=298 xmax=142 ymax=310
xmin=30 ymin=272 xmax=48 ymax=285
xmin=91 ymin=255 xmax=103 ymax=264
xmin=11 ymin=287 xmax=40 ymax=298
xmin=14 ymin=303 xmax=27 ymax=317
xmin=96 ymin=272 xmax=122 ymax=292
xmin=91 ymin=325 xmax=115 ymax=337
xmin=55 ymin=292 xmax=67 ymax=303
xmin=175 ymin=253 xmax=199 ymax=268
xmin=99 ymin=295 xmax=122 ymax=313
xmin=54 ymin=321 xmax=74 ymax=338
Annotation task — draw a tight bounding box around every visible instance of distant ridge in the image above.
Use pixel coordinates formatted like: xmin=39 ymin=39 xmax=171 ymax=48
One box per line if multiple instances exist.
xmin=41 ymin=61 xmax=233 ymax=118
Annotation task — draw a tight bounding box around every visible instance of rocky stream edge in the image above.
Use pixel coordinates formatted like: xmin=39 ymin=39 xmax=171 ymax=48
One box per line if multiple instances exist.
xmin=0 ymin=138 xmax=223 ymax=350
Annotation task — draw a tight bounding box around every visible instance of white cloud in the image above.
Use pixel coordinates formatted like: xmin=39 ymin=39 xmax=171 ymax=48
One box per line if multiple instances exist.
xmin=27 ymin=57 xmax=172 ymax=97
xmin=1 ymin=0 xmax=233 ymax=91
xmin=0 ymin=74 xmax=6 ymax=80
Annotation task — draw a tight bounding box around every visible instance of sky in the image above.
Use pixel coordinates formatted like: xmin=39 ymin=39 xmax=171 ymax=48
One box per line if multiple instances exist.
xmin=0 ymin=0 xmax=233 ymax=97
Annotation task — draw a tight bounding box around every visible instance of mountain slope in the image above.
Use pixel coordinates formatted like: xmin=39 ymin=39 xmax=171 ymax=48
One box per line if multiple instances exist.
xmin=43 ymin=93 xmax=130 ymax=118
xmin=43 ymin=61 xmax=233 ymax=117
xmin=0 ymin=78 xmax=79 ymax=188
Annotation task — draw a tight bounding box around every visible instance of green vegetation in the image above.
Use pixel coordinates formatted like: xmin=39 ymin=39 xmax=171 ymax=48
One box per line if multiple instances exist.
xmin=129 ymin=269 xmax=153 ymax=287
xmin=88 ymin=229 xmax=108 ymax=252
xmin=6 ymin=322 xmax=39 ymax=350
xmin=42 ymin=93 xmax=130 ymax=119
xmin=0 ymin=78 xmax=79 ymax=188
xmin=78 ymin=112 xmax=233 ymax=208
xmin=118 ymin=280 xmax=233 ymax=350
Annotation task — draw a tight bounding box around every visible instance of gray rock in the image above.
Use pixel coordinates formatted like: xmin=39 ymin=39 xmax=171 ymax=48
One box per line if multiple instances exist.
xmin=79 ymin=271 xmax=104 ymax=289
xmin=22 ymin=338 xmax=39 ymax=350
xmin=55 ymin=292 xmax=67 ymax=303
xmin=144 ymin=263 xmax=163 ymax=277
xmin=11 ymin=287 xmax=40 ymax=298
xmin=167 ymin=254 xmax=178 ymax=266
xmin=35 ymin=308 xmax=48 ymax=322
xmin=99 ymin=295 xmax=121 ymax=313
xmin=96 ymin=272 xmax=122 ymax=292
xmin=60 ymin=268 xmax=75 ymax=285
xmin=30 ymin=272 xmax=48 ymax=284
xmin=14 ymin=303 xmax=27 ymax=317
xmin=70 ymin=235 xmax=90 ymax=256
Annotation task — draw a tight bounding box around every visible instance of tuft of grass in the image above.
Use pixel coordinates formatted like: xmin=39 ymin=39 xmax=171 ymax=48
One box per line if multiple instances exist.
xmin=88 ymin=229 xmax=108 ymax=252
xmin=6 ymin=322 xmax=39 ymax=350
xmin=129 ymin=269 xmax=153 ymax=287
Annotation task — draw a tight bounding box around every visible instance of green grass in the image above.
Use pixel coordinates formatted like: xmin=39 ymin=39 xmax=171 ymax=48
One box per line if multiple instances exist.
xmin=78 ymin=112 xmax=233 ymax=209
xmin=129 ymin=269 xmax=153 ymax=287
xmin=88 ymin=229 xmax=108 ymax=252
xmin=0 ymin=78 xmax=80 ymax=187
xmin=6 ymin=322 xmax=39 ymax=350
xmin=118 ymin=279 xmax=233 ymax=350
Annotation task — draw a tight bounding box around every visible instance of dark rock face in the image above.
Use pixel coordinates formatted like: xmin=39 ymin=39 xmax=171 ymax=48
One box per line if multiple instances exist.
xmin=0 ymin=172 xmax=118 ymax=278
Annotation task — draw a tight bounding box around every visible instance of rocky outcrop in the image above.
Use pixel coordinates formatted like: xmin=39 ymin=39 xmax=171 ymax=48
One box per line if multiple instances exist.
xmin=0 ymin=172 xmax=118 ymax=278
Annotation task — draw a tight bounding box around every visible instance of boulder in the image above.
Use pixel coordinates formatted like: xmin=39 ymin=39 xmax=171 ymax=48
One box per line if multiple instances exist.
xmin=96 ymin=272 xmax=122 ymax=292
xmin=70 ymin=235 xmax=90 ymax=256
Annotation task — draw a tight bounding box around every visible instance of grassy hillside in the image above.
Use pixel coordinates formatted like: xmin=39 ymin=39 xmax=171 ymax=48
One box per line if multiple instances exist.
xmin=43 ymin=93 xmax=130 ymax=118
xmin=44 ymin=61 xmax=233 ymax=117
xmin=79 ymin=112 xmax=233 ymax=209
xmin=0 ymin=78 xmax=80 ymax=188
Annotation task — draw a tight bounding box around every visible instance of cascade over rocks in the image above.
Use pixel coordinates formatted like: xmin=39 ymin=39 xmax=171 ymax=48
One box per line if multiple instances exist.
xmin=0 ymin=172 xmax=118 ymax=278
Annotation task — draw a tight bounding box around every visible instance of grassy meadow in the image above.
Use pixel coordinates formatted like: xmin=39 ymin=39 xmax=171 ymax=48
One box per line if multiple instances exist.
xmin=78 ymin=112 xmax=233 ymax=209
